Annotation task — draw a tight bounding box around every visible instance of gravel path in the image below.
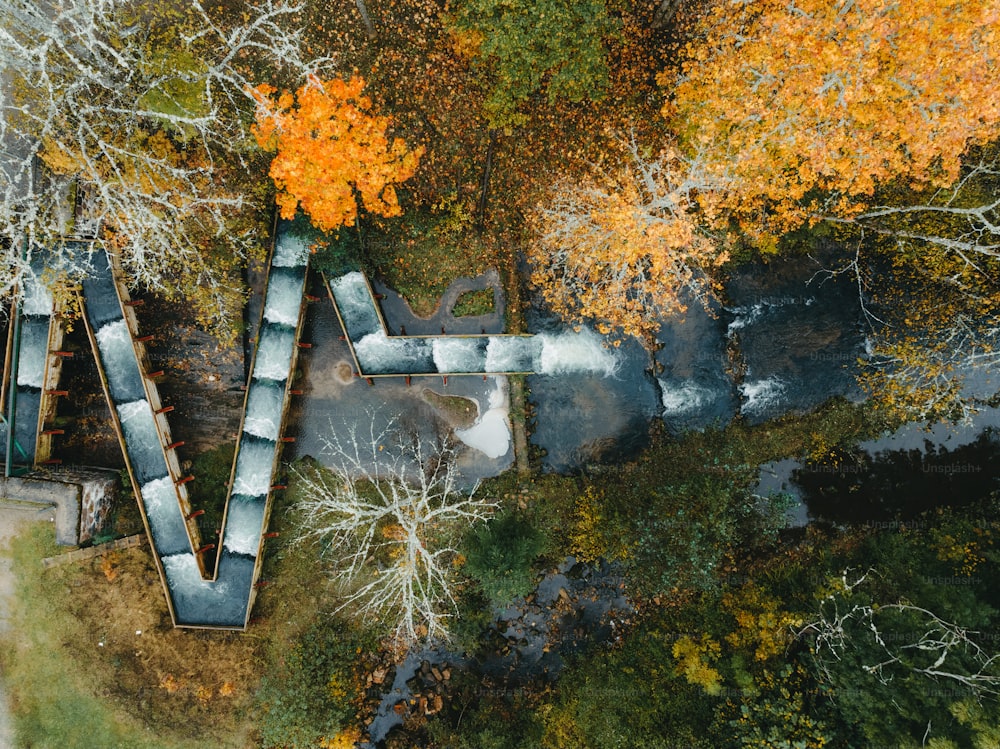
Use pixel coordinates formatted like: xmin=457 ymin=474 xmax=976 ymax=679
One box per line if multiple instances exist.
xmin=0 ymin=502 xmax=55 ymax=749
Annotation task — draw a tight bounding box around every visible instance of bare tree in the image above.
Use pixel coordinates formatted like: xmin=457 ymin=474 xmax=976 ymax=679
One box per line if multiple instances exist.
xmin=0 ymin=0 xmax=334 ymax=322
xmin=795 ymin=569 xmax=1000 ymax=698
xmin=807 ymin=151 xmax=1000 ymax=422
xmin=291 ymin=416 xmax=495 ymax=645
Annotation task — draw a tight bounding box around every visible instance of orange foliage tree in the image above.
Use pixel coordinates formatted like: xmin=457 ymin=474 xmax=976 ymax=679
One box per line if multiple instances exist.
xmin=660 ymin=0 xmax=1000 ymax=418
xmin=667 ymin=0 xmax=1000 ymax=244
xmin=252 ymin=76 xmax=424 ymax=232
xmin=529 ymin=136 xmax=729 ymax=341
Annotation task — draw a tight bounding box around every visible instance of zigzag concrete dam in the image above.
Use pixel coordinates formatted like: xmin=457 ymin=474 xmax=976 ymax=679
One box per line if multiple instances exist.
xmin=1 ymin=216 xmax=611 ymax=629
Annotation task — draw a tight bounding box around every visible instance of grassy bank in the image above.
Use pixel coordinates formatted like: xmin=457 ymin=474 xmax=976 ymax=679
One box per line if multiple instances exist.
xmin=0 ymin=488 xmax=372 ymax=749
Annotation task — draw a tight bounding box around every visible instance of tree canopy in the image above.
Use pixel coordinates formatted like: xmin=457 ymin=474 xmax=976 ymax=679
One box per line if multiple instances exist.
xmin=448 ymin=0 xmax=621 ymax=130
xmin=251 ymin=76 xmax=424 ymax=232
xmin=667 ymin=0 xmax=1000 ymax=242
xmin=528 ymin=136 xmax=728 ymax=340
xmin=0 ymin=0 xmax=331 ymax=340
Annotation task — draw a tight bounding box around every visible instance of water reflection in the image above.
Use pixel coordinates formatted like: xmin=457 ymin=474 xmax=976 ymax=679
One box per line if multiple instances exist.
xmin=796 ymin=430 xmax=1000 ymax=524
xmin=285 ymin=282 xmax=516 ymax=486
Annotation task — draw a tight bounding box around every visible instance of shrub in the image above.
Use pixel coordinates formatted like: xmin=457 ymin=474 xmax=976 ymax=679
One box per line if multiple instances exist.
xmin=255 ymin=618 xmax=371 ymax=749
xmin=463 ymin=513 xmax=545 ymax=606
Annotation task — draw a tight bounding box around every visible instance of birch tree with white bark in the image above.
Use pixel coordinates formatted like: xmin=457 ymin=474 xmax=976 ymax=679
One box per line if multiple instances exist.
xmin=824 ymin=149 xmax=1000 ymax=423
xmin=291 ymin=416 xmax=495 ymax=645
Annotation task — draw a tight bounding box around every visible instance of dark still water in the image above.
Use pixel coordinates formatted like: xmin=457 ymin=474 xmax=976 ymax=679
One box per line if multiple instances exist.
xmin=528 ymin=251 xmax=870 ymax=471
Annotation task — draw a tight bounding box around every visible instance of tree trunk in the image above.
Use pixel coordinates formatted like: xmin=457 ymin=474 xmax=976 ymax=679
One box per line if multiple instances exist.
xmin=651 ymin=0 xmax=684 ymax=29
xmin=355 ymin=0 xmax=376 ymax=39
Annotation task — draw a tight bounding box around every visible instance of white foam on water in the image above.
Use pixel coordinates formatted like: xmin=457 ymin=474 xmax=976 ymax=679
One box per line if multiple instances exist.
xmin=161 ymin=553 xmax=231 ymax=605
xmin=95 ymin=318 xmax=129 ymax=351
xmin=95 ymin=319 xmax=138 ymax=384
xmin=232 ymin=438 xmax=276 ymax=498
xmin=222 ymin=498 xmax=266 ymax=557
xmin=243 ymin=382 xmax=283 ymax=441
xmin=658 ymin=380 xmax=715 ymax=414
xmin=431 ymin=338 xmax=486 ymax=373
xmin=538 ymin=329 xmax=621 ymax=378
xmin=141 ymin=475 xmax=180 ymax=524
xmin=21 ymin=276 xmax=53 ymax=317
xmin=484 ymin=337 xmax=539 ymax=373
xmin=727 ymin=297 xmax=815 ymax=336
xmin=353 ymin=331 xmax=434 ymax=375
xmin=329 ymin=272 xmax=382 ymax=339
xmin=739 ymin=376 xmax=786 ymax=416
xmin=139 ymin=475 xmax=192 ymax=555
xmin=263 ymin=272 xmax=303 ymax=327
xmin=117 ymin=399 xmax=163 ymax=475
xmin=455 ymin=378 xmax=511 ymax=459
xmin=272 ymin=232 xmax=310 ymax=268
xmin=726 ymin=303 xmax=766 ymax=334
xmin=15 ymin=319 xmax=48 ymax=388
xmin=252 ymin=325 xmax=294 ymax=382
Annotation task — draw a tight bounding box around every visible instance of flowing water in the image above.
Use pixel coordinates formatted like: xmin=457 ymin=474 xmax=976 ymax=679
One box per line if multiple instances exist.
xmin=524 ymin=252 xmax=874 ymax=470
xmin=243 ymin=380 xmax=284 ymax=442
xmin=354 ymin=331 xmax=436 ymax=375
xmin=484 ymin=336 xmax=538 ymax=373
xmin=526 ymin=308 xmax=660 ymax=472
xmin=724 ymin=254 xmax=867 ymax=422
xmin=431 ymin=337 xmax=488 ymax=374
xmin=20 ymin=273 xmax=53 ymax=318
xmin=79 ymin=251 xmax=124 ymax=330
xmin=537 ymin=329 xmax=621 ymax=377
xmin=9 ymin=391 xmax=39 ymax=463
xmin=6 ymin=261 xmax=57 ymax=465
xmin=14 ymin=319 xmax=49 ymax=389
xmin=329 ymin=272 xmax=382 ymax=340
xmin=263 ymin=268 xmax=305 ymax=327
xmin=231 ymin=436 xmax=276 ymax=498
xmin=270 ymin=230 xmax=311 ymax=268
xmin=140 ymin=476 xmax=192 ymax=558
xmin=222 ymin=494 xmax=267 ymax=557
xmin=252 ymin=325 xmax=295 ymax=383
xmin=161 ymin=552 xmax=251 ymax=627
xmin=94 ymin=319 xmax=147 ymax=404
xmin=116 ymin=399 xmax=166 ymax=485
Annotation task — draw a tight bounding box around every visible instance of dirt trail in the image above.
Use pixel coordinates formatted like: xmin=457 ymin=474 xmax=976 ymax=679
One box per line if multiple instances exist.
xmin=0 ymin=503 xmax=55 ymax=749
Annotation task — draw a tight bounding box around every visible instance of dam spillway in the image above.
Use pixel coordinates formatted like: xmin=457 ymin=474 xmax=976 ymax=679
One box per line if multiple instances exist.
xmin=77 ymin=219 xmax=308 ymax=628
xmin=5 ymin=215 xmax=626 ymax=628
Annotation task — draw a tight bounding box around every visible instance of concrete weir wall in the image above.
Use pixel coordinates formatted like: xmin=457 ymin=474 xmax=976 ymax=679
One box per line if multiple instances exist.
xmin=0 ymin=468 xmax=117 ymax=546
xmin=5 ymin=216 xmax=540 ymax=629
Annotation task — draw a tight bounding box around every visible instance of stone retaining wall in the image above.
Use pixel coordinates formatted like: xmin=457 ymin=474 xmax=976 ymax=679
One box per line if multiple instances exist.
xmin=0 ymin=467 xmax=118 ymax=545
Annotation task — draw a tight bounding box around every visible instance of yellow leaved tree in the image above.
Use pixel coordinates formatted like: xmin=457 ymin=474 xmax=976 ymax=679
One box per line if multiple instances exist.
xmin=528 ymin=136 xmax=729 ymax=341
xmin=667 ymin=0 xmax=1000 ymax=243
xmin=252 ymin=76 xmax=424 ymax=232
xmin=657 ymin=0 xmax=1000 ymax=419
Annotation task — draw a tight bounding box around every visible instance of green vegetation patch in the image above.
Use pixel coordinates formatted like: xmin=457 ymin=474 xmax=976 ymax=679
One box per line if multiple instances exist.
xmin=364 ymin=197 xmax=494 ymax=317
xmin=186 ymin=441 xmax=236 ymax=555
xmin=452 ymin=287 xmax=495 ymax=317
xmin=0 ymin=524 xmax=244 ymax=749
xmin=255 ymin=618 xmax=373 ymax=749
xmin=422 ymin=388 xmax=479 ymax=429
xmin=462 ymin=512 xmax=546 ymax=606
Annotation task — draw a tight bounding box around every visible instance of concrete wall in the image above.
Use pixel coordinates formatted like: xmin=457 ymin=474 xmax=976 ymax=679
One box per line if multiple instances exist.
xmin=0 ymin=467 xmax=118 ymax=546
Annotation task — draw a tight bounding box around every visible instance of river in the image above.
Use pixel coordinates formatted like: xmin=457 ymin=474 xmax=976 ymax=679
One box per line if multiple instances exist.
xmin=287 ymin=248 xmax=998 ymax=525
